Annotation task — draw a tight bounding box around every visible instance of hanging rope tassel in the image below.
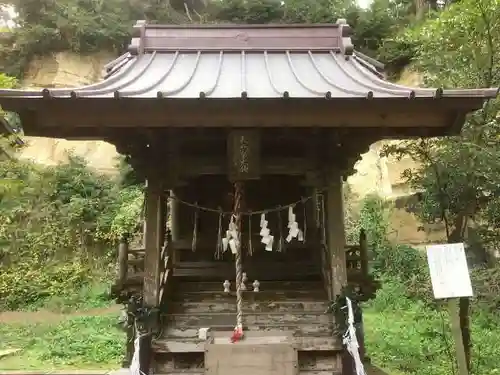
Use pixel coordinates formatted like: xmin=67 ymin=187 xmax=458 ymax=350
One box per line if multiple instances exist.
xmin=302 ymin=197 xmax=307 ymax=243
xmin=192 ymin=202 xmax=199 ymax=252
xmin=277 ymin=207 xmax=284 ymax=252
xmin=215 ymin=208 xmax=223 ymax=260
xmin=342 ymin=297 xmax=367 ymax=375
xmin=248 ymin=212 xmax=253 ymax=256
xmin=231 ymin=181 xmax=244 ymax=343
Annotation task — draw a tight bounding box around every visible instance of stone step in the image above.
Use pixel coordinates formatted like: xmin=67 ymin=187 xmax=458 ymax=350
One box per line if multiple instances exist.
xmin=176 ymin=280 xmax=325 ymax=293
xmin=169 ymin=300 xmax=329 ymax=314
xmin=174 ymin=290 xmax=328 ymax=302
xmin=165 ymin=312 xmax=332 ymax=328
xmin=152 ymin=335 xmax=342 ymax=353
xmin=162 ymin=323 xmax=334 ymax=339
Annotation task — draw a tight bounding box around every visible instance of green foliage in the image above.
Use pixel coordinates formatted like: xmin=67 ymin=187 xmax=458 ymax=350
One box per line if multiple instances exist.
xmin=382 ymin=0 xmax=500 ymax=261
xmin=0 ymin=313 xmax=124 ymax=370
xmin=353 ymin=193 xmax=500 ymax=305
xmin=0 ymin=156 xmax=143 ymax=310
xmin=0 ymin=72 xmax=16 ymax=88
xmin=351 ymin=192 xmax=500 ymax=374
xmin=0 ymin=0 xmax=416 ymax=77
xmin=0 ymin=0 xmax=188 ymax=76
xmin=27 ymin=281 xmax=114 ymax=313
xmin=364 ymin=279 xmax=500 ymax=375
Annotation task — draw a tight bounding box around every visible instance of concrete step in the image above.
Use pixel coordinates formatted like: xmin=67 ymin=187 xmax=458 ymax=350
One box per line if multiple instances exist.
xmin=165 ymin=312 xmax=332 ymax=328
xmin=168 ymin=300 xmax=329 ymax=314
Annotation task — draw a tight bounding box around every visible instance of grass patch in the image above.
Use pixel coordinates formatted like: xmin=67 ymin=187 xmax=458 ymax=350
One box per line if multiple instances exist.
xmin=0 ymin=313 xmax=124 ymax=370
xmin=21 ymin=281 xmax=114 ymax=314
xmin=363 ymin=280 xmax=500 ymax=375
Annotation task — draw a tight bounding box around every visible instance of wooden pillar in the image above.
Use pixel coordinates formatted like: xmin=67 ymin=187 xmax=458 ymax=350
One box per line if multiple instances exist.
xmin=303 ymin=172 xmax=331 ymax=298
xmin=123 ymin=301 xmax=135 ymax=367
xmin=325 ymin=168 xmax=349 ymax=375
xmin=326 ymin=169 xmax=347 ymax=297
xmin=143 ymin=176 xmax=166 ymax=309
xmin=117 ymin=237 xmax=129 ymax=286
xmin=169 ymin=189 xmax=180 ymax=265
xmin=140 ymin=175 xmax=166 ymax=375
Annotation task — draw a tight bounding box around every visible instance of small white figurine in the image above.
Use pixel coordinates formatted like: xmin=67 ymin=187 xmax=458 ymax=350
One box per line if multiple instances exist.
xmin=223 ymin=280 xmax=231 ymax=293
xmin=241 ymin=272 xmax=248 ymax=291
xmin=252 ymin=280 xmax=260 ymax=292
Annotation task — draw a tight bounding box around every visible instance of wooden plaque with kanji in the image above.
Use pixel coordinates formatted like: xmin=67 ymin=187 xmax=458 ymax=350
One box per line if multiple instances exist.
xmin=227 ymin=129 xmax=261 ymax=181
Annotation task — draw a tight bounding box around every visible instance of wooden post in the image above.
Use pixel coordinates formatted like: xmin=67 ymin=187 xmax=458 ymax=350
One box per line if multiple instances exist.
xmin=426 ymin=243 xmax=473 ymax=375
xmin=169 ymin=189 xmax=180 ymax=265
xmin=359 ymin=229 xmax=369 ymax=278
xmin=326 ymin=170 xmax=348 ymax=298
xmin=117 ymin=236 xmax=129 ymax=286
xmin=325 ymin=168 xmax=348 ymax=374
xmin=140 ymin=175 xmax=166 ymax=375
xmin=123 ymin=300 xmax=135 ymax=367
xmin=143 ymin=177 xmax=165 ymax=308
xmin=357 ymin=309 xmax=367 ymax=364
xmin=358 ymin=229 xmax=369 ymax=364
xmin=449 ymin=299 xmax=469 ymax=375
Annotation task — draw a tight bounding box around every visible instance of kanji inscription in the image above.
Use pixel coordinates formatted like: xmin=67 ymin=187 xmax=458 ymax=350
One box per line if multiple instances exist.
xmin=228 ymin=130 xmax=260 ymax=181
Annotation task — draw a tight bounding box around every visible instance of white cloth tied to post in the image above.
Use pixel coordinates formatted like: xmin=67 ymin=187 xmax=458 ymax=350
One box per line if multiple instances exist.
xmin=130 ymin=333 xmax=147 ymax=375
xmin=342 ymin=297 xmax=366 ymax=375
xmin=260 ymin=213 xmax=274 ymax=251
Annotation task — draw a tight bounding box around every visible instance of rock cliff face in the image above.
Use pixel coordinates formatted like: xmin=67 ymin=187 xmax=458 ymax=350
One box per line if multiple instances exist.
xmin=17 ymin=51 xmax=119 ymax=174
xmin=16 ymin=52 xmax=444 ymax=245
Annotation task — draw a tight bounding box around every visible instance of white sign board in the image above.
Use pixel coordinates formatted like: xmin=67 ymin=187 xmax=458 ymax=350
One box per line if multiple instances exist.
xmin=426 ymin=243 xmax=473 ymax=299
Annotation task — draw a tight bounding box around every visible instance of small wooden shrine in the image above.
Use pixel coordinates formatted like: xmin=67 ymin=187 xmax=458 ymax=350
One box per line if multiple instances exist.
xmin=0 ymin=20 xmax=496 ymax=375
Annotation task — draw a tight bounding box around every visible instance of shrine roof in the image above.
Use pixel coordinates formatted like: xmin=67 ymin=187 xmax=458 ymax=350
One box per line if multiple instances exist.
xmin=0 ymin=21 xmax=497 ymax=101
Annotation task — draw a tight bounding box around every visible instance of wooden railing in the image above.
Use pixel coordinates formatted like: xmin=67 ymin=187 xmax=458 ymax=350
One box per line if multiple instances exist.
xmin=112 ymin=231 xmax=173 ymax=302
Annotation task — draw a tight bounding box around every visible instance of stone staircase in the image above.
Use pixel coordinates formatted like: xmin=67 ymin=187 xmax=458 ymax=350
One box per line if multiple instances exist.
xmin=151 ymin=269 xmax=343 ymax=375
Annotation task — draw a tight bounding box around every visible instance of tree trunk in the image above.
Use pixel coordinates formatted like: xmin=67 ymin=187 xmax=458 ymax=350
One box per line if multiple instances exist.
xmin=415 ymin=0 xmax=427 ymax=21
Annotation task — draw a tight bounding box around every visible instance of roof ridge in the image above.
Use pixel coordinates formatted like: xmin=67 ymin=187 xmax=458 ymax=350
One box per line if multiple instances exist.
xmin=127 ymin=19 xmax=354 ymax=55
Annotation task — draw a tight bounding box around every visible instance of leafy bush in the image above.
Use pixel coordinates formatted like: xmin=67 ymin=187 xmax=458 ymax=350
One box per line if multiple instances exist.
xmin=0 ymin=156 xmax=143 ymax=310
xmin=364 ymin=279 xmax=500 ymax=375
xmin=352 ymin=192 xmax=500 ymax=374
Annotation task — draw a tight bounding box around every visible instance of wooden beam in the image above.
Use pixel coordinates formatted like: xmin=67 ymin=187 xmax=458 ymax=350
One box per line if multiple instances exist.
xmin=21 ymin=122 xmax=449 ymax=141
xmin=180 ymin=156 xmax=313 ymax=176
xmin=25 ymin=98 xmax=460 ymax=129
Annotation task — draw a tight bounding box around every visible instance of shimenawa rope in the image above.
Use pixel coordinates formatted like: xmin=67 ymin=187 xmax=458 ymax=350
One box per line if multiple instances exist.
xmin=231 ymin=181 xmax=244 ymax=342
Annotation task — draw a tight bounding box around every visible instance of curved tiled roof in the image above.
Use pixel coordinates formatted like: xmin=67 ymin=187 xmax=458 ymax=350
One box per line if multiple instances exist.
xmin=0 ymin=20 xmax=497 ymax=101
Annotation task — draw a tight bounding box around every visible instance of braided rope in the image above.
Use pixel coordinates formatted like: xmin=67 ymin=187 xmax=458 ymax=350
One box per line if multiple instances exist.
xmin=167 ymin=193 xmax=317 ymax=215
xmin=233 ymin=181 xmax=244 ymax=329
